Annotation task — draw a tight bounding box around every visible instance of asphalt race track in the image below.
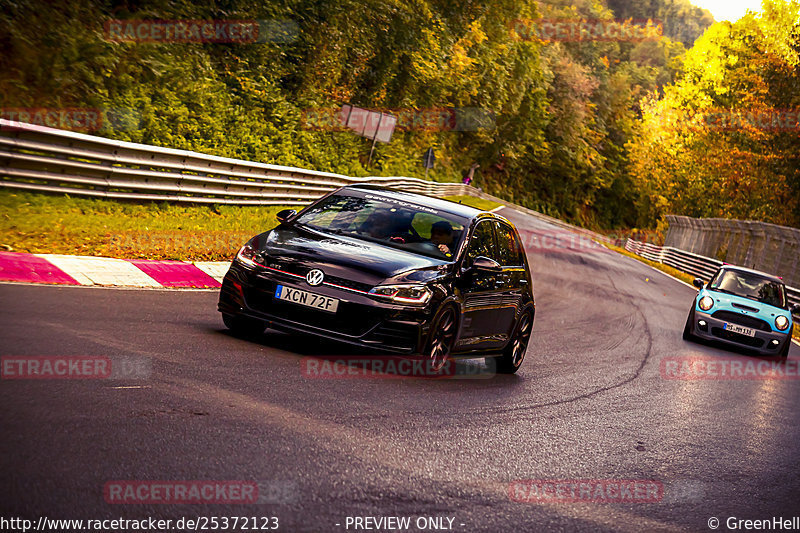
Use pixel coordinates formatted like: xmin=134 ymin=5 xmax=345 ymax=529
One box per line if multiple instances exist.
xmin=1 ymin=207 xmax=799 ymax=532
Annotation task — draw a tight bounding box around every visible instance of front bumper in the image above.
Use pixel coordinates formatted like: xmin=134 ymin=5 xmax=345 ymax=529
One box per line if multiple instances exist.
xmin=217 ymin=262 xmax=433 ymax=354
xmin=692 ymin=310 xmax=790 ymax=354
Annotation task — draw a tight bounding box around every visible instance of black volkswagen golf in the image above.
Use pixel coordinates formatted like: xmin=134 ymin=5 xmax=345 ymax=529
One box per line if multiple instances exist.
xmin=218 ymin=185 xmax=535 ymax=373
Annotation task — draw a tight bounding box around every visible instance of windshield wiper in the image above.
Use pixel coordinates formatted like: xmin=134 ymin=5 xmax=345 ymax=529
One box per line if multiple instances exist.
xmin=324 ymin=227 xmax=353 ymax=237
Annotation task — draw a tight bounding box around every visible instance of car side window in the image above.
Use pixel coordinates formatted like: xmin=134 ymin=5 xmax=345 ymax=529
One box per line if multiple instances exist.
xmin=465 ymin=221 xmax=498 ymax=266
xmin=495 ymin=222 xmax=523 ymax=266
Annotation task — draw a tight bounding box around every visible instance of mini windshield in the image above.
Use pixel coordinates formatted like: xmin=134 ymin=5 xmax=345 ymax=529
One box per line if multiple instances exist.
xmin=709 ymin=269 xmax=787 ymax=308
xmin=294 ymin=193 xmax=467 ymax=260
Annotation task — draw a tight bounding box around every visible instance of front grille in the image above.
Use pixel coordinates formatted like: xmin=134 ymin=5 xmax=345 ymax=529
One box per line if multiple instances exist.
xmin=264 ymin=262 xmax=373 ymax=293
xmin=711 ymin=311 xmax=771 ymax=332
xmin=273 ymin=302 xmax=378 ymax=336
xmin=267 ymin=261 xmax=303 ymax=276
xmin=325 ymin=275 xmax=373 ymax=293
xmin=711 ymin=327 xmax=765 ymax=348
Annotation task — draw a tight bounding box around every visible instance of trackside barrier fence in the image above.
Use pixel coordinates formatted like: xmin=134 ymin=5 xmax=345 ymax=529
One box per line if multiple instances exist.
xmin=625 ymin=239 xmax=800 ymax=308
xmin=0 ymin=118 xmax=616 ymax=243
xmin=665 ymin=215 xmax=800 ymax=288
xmin=3 ymin=118 xmax=796 ymax=308
xmin=0 ymin=119 xmax=470 ymax=204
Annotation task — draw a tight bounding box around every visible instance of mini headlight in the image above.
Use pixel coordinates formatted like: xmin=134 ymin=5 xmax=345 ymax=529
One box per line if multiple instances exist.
xmin=368 ymin=284 xmax=432 ymax=305
xmin=698 ymin=295 xmax=714 ymax=311
xmin=235 ymin=244 xmax=263 ymax=268
xmin=775 ymin=315 xmax=790 ymax=331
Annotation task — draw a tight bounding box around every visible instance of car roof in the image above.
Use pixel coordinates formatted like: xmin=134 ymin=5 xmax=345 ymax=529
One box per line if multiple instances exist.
xmin=717 ymin=264 xmax=785 ymax=284
xmin=342 ymin=184 xmax=488 ymax=219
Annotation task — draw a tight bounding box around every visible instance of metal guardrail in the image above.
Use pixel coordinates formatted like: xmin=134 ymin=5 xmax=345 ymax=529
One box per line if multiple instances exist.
xmin=665 ymin=214 xmax=800 ymax=289
xmin=625 ymin=239 xmax=800 ymax=308
xmin=0 ymin=119 xmax=619 ymax=253
xmin=0 ymin=119 xmax=471 ymax=204
xmin=6 ymin=117 xmax=793 ymax=308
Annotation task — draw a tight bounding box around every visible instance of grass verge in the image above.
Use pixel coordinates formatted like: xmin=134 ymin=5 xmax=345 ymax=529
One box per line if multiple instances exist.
xmin=442 ymin=195 xmax=503 ymax=211
xmin=606 ymin=242 xmax=697 ymax=285
xmin=0 ymin=190 xmax=503 ymax=261
xmin=0 ymin=190 xmax=299 ymax=261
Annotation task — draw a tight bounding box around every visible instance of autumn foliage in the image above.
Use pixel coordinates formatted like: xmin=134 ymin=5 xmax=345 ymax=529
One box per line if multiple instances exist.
xmin=1 ymin=0 xmax=795 ymax=229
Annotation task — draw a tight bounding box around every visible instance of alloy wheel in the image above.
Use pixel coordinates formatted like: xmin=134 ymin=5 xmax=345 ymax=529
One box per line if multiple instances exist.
xmin=429 ymin=308 xmax=456 ymax=372
xmin=511 ymin=312 xmax=532 ymax=367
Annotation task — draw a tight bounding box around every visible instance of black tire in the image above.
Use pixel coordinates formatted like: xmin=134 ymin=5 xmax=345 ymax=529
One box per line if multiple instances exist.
xmin=682 ymin=309 xmax=695 ymax=341
xmin=497 ymin=309 xmax=534 ymax=374
xmin=222 ymin=313 xmax=265 ymax=337
xmin=425 ymin=306 xmax=457 ymax=372
xmin=777 ymin=337 xmax=791 ymax=359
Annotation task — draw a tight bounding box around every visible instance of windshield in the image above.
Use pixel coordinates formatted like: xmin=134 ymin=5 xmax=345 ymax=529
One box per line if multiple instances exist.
xmin=294 ymin=192 xmax=467 ymax=260
xmin=709 ymin=269 xmax=787 ymax=308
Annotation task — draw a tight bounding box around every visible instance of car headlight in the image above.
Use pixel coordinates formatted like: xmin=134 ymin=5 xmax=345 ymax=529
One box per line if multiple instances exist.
xmin=368 ymin=284 xmax=432 ymax=305
xmin=775 ymin=315 xmax=790 ymax=331
xmin=698 ymin=295 xmax=714 ymax=311
xmin=235 ymin=244 xmax=263 ymax=268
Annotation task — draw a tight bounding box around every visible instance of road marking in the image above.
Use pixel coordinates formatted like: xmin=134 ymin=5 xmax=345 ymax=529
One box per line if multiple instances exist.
xmin=0 ymin=280 xmax=218 ymax=292
xmin=36 ymin=254 xmax=162 ymax=287
xmin=194 ymin=261 xmax=230 ymax=282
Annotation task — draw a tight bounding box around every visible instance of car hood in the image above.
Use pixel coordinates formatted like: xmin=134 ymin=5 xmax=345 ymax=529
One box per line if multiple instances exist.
xmin=700 ymin=289 xmax=791 ymax=325
xmin=252 ymin=225 xmax=449 ymax=286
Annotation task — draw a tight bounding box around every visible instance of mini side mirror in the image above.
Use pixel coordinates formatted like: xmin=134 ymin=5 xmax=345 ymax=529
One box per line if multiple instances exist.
xmin=276 ymin=209 xmax=297 ymax=223
xmin=471 ymin=256 xmax=502 ymax=272
xmin=792 ymin=304 xmax=800 ymax=317
xmin=692 ymin=278 xmax=704 ymax=289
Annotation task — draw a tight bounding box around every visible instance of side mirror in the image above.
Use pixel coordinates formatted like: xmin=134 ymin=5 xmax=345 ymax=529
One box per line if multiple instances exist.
xmin=471 ymin=256 xmax=502 ymax=272
xmin=692 ymin=278 xmax=704 ymax=289
xmin=276 ymin=209 xmax=297 ymax=223
xmin=792 ymin=304 xmax=800 ymax=317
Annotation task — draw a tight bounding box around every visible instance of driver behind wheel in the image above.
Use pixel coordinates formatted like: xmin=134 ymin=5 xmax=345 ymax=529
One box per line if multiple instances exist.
xmin=431 ymin=221 xmax=454 ymax=257
xmin=362 ymin=211 xmax=394 ymax=239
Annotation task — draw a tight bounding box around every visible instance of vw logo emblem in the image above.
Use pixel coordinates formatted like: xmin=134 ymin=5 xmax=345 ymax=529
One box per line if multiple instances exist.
xmin=306 ymin=269 xmax=325 ymax=286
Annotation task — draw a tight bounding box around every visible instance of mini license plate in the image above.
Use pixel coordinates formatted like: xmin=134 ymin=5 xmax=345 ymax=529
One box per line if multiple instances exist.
xmin=275 ymin=284 xmax=339 ymax=313
xmin=723 ymin=323 xmax=756 ymax=337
